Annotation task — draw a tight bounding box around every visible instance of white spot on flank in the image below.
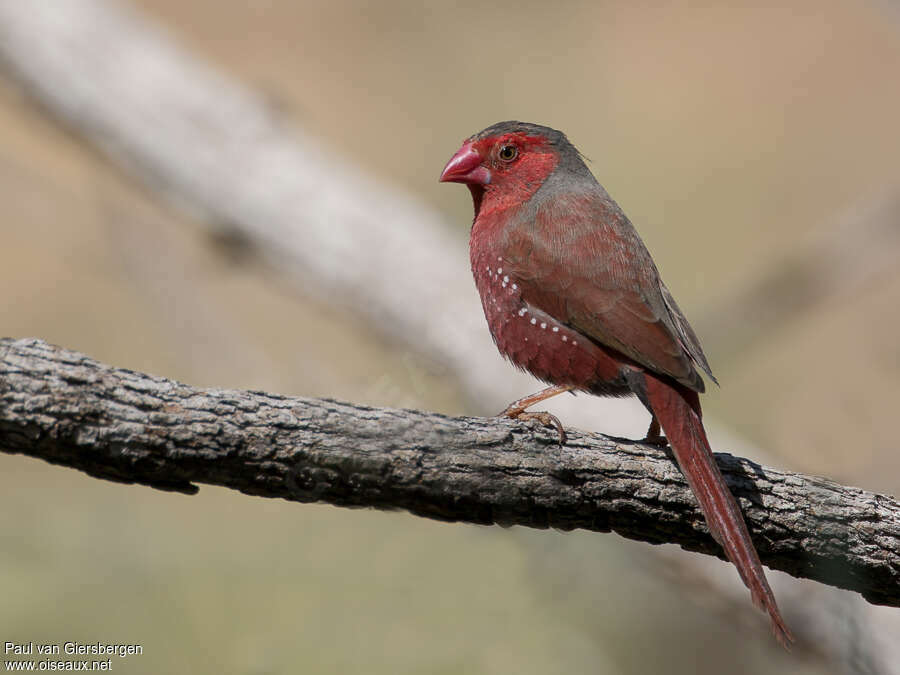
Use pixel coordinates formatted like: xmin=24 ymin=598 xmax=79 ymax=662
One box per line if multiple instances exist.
xmin=502 ymin=282 xmax=507 ymax=288
xmin=512 ymin=283 xmax=518 ymax=290
xmin=562 ymin=335 xmax=568 ymax=342
xmin=552 ymin=326 xmax=559 ymax=332
xmin=540 ymin=322 xmax=547 ymax=329
xmin=518 ymin=308 xmax=527 ymax=317
xmin=573 ymin=341 xmax=578 ymax=346
xmin=497 ymin=267 xmax=503 ymax=275
xmin=497 ymin=256 xmax=502 ymax=261
xmin=503 ymin=275 xmax=509 ymax=284
xmin=530 ymin=317 xmax=537 ymax=325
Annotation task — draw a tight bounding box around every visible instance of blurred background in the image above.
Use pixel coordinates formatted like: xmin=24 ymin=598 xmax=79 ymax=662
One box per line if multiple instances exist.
xmin=1 ymin=0 xmax=900 ymax=673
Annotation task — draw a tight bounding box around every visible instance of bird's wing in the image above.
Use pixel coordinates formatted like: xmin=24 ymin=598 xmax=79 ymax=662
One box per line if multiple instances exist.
xmin=504 ymin=192 xmax=713 ymax=392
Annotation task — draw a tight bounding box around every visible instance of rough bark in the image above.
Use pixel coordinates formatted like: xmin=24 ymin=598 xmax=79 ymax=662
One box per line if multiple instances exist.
xmin=2 ymin=337 xmax=898 ymax=608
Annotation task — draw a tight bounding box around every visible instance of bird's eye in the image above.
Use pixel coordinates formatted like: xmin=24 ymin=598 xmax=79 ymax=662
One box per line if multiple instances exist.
xmin=498 ymin=145 xmax=518 ymax=162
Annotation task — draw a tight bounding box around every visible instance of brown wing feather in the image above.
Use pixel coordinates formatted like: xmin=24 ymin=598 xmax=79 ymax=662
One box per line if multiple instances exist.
xmin=503 ymin=190 xmax=710 ymax=392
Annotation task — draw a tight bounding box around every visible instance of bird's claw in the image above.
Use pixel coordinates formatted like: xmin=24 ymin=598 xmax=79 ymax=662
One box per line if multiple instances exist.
xmin=500 ymin=409 xmax=568 ymax=445
xmin=641 ymin=417 xmax=668 ymax=447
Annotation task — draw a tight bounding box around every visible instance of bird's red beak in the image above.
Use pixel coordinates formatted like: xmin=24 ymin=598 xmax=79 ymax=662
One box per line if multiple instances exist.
xmin=439 ymin=142 xmax=491 ymax=185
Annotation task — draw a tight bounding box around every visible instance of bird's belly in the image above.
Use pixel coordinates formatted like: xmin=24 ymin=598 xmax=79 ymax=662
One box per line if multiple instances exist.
xmin=473 ymin=260 xmax=630 ymax=395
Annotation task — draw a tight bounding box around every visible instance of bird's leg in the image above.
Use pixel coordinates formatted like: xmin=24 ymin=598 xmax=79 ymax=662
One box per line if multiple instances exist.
xmin=498 ymin=385 xmax=574 ymax=444
xmin=642 ymin=415 xmax=668 ymax=447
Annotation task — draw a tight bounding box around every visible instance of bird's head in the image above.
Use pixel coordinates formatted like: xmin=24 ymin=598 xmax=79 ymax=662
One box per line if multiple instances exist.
xmin=440 ymin=121 xmax=587 ymax=214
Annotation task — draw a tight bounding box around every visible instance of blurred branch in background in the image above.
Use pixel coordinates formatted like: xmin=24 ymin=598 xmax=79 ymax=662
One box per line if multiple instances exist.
xmin=2 ymin=0 xmax=899 ymax=668
xmin=4 ymin=337 xmax=900 ymax=610
xmin=0 ymin=0 xmax=513 ymax=406
xmin=699 ymin=192 xmax=900 ymax=359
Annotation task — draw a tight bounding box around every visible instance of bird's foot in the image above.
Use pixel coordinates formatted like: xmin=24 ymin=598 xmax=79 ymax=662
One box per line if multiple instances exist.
xmin=499 ymin=408 xmax=567 ymax=445
xmin=641 ymin=417 xmax=668 ymax=447
xmin=497 ymin=385 xmax=573 ymax=444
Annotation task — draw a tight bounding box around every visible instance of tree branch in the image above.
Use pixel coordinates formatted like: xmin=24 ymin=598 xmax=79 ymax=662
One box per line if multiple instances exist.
xmin=2 ymin=338 xmax=898 ymax=607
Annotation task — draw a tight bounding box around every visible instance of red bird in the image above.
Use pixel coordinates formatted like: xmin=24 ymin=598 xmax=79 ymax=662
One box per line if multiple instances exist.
xmin=440 ymin=121 xmax=793 ymax=647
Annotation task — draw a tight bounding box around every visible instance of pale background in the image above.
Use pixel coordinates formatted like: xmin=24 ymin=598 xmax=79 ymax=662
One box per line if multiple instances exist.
xmin=2 ymin=1 xmax=900 ymax=673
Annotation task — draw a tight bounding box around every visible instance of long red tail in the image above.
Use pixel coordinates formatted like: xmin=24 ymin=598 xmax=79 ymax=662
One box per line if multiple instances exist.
xmin=642 ymin=372 xmax=794 ymax=647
